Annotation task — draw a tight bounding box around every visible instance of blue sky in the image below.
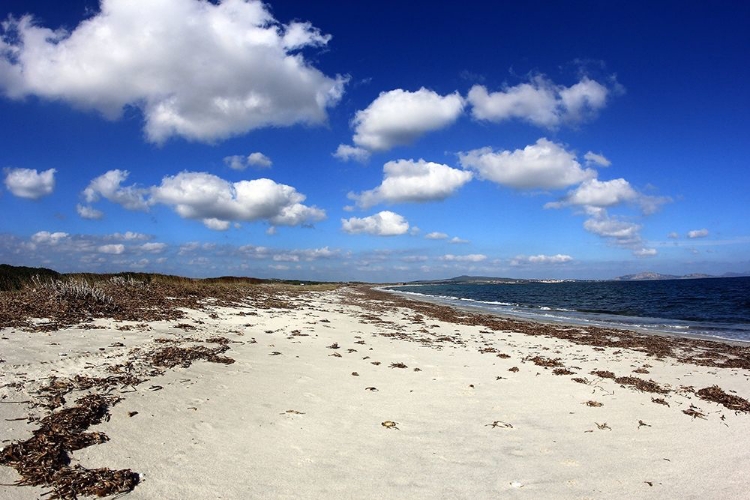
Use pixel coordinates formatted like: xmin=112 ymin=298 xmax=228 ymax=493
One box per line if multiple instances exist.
xmin=1 ymin=0 xmax=748 ymax=281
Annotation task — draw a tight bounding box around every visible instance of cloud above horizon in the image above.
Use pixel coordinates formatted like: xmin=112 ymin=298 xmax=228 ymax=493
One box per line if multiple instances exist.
xmin=459 ymin=138 xmax=596 ymax=190
xmin=341 ymin=211 xmax=410 ymax=236
xmin=0 ymin=0 xmax=346 ymax=144
xmin=80 ymin=169 xmax=325 ymax=230
xmin=3 ymin=167 xmax=56 ymax=199
xmin=467 ymin=75 xmax=616 ymax=129
xmin=348 ymin=159 xmax=473 ymax=209
xmin=336 ymin=87 xmax=464 ymax=159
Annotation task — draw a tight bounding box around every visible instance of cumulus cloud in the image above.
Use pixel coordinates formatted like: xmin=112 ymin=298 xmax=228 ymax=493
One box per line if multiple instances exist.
xmin=425 ymin=232 xmax=448 ymax=240
xmin=511 ymin=254 xmax=573 ymax=265
xmin=341 ymin=211 xmax=410 ymax=236
xmin=450 ymin=237 xmax=469 ymax=244
xmin=634 ymin=248 xmax=657 ymax=257
xmin=77 ymin=204 xmax=104 ymax=220
xmin=467 ymin=75 xmax=612 ymax=129
xmin=545 ymin=178 xmax=639 ymax=209
xmin=3 ymin=167 xmax=56 ymax=199
xmin=224 ymin=152 xmax=272 ymax=170
xmin=584 ymin=151 xmax=611 ymax=167
xmin=82 ymin=170 xmax=149 ymax=211
xmin=343 ymin=87 xmax=464 ymax=154
xmin=31 ymin=231 xmax=69 ymax=245
xmin=81 ymin=169 xmax=325 ymax=230
xmin=583 ymin=208 xmax=643 ymax=249
xmin=459 ymin=138 xmax=595 ymax=190
xmin=348 ymin=159 xmax=472 ymax=209
xmin=439 ymin=254 xmax=487 ymax=262
xmin=0 ymin=0 xmax=346 ymax=143
xmin=332 ymin=144 xmax=371 ymax=163
xmin=140 ymin=242 xmax=167 ymax=253
xmin=98 ymin=244 xmax=125 ymax=255
xmin=688 ymin=228 xmax=709 ymax=239
xmin=150 ymin=172 xmax=325 ymax=229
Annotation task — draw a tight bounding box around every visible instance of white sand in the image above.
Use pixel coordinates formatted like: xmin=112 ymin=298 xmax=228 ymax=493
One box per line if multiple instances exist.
xmin=2 ymin=287 xmax=749 ymax=499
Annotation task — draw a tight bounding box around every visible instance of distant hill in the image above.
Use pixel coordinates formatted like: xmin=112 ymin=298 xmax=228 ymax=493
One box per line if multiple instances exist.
xmin=613 ymin=272 xmax=716 ymax=281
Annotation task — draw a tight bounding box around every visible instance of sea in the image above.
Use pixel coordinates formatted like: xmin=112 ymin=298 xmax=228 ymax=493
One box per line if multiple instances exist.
xmin=384 ymin=277 xmax=750 ymax=343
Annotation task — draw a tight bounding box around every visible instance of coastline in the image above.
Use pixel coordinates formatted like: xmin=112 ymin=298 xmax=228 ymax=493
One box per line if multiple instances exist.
xmin=379 ymin=284 xmax=750 ymax=346
xmin=2 ymin=285 xmax=750 ymax=499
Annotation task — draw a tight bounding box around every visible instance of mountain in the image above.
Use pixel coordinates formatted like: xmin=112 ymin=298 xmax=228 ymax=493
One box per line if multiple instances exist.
xmin=613 ymin=272 xmax=715 ymax=281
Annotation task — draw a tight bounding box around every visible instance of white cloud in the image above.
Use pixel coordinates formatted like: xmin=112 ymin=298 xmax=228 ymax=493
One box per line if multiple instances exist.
xmin=98 ymin=244 xmax=125 ymax=255
xmin=3 ymin=167 xmax=56 ymax=199
xmin=348 ymin=159 xmax=473 ymax=208
xmin=333 ymin=144 xmax=371 ymax=163
xmin=634 ymin=248 xmax=657 ymax=257
xmin=31 ymin=231 xmax=69 ymax=245
xmin=151 ymin=172 xmax=325 ymax=227
xmin=511 ymin=254 xmax=573 ymax=265
xmin=0 ymin=0 xmax=345 ymax=143
xmin=545 ymin=178 xmax=639 ymax=209
xmin=202 ymin=218 xmax=231 ymax=231
xmin=688 ymin=228 xmax=709 ymax=239
xmin=450 ymin=237 xmax=469 ymax=244
xmin=140 ymin=242 xmax=167 ymax=253
xmin=341 ymin=211 xmax=410 ymax=236
xmin=224 ymin=152 xmax=272 ymax=170
xmin=349 ymin=88 xmax=464 ymax=152
xmin=459 ymin=138 xmax=595 ymax=190
xmin=426 ymin=232 xmax=448 ymax=240
xmin=82 ymin=170 xmax=149 ymax=211
xmin=440 ymin=254 xmax=487 ymax=262
xmin=76 ymin=204 xmax=104 ymax=220
xmin=110 ymin=232 xmax=149 ymax=241
xmin=583 ymin=209 xmax=642 ymax=248
xmin=584 ymin=151 xmax=611 ymax=167
xmin=82 ymin=170 xmax=325 ymax=229
xmin=467 ymin=75 xmax=611 ymax=129
xmin=668 ymin=232 xmax=680 ymax=239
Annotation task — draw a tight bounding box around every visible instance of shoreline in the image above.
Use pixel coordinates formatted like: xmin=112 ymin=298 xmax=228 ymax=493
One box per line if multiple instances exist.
xmin=379 ymin=285 xmax=750 ymax=347
xmin=2 ymin=285 xmax=750 ymax=499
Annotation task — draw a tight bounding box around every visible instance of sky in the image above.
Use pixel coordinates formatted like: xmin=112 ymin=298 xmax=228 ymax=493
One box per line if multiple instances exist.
xmin=1 ymin=0 xmax=749 ymax=282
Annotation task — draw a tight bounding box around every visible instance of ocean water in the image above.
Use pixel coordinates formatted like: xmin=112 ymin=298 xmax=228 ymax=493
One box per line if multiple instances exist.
xmin=385 ymin=277 xmax=750 ymax=342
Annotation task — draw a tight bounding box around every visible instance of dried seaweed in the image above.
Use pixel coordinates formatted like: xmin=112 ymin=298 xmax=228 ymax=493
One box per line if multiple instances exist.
xmin=0 ymin=394 xmax=139 ymax=499
xmin=151 ymin=345 xmax=235 ymax=368
xmin=614 ymin=376 xmax=668 ymax=394
xmin=696 ymin=385 xmax=750 ymax=412
xmin=527 ymin=356 xmax=563 ymax=368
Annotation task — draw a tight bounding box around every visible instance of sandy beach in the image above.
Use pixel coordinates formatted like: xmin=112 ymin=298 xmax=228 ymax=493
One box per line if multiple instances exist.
xmin=2 ymin=284 xmax=750 ymax=499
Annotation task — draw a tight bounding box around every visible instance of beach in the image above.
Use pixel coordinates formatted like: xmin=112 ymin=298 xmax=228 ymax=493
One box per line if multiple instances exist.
xmin=2 ymin=284 xmax=750 ymax=499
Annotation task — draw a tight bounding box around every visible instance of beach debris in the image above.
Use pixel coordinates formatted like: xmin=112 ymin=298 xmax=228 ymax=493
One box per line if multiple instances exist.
xmin=508 ymin=367 xmax=519 ymax=372
xmin=351 ymin=372 xmax=359 ymax=376
xmin=365 ymin=387 xmax=378 ymax=391
xmin=281 ymin=410 xmax=305 ymax=415
xmin=651 ymin=397 xmax=670 ymax=407
xmin=633 ymin=367 xmax=650 ymax=374
xmin=496 ymin=353 xmax=511 ymax=359
xmin=0 ymin=394 xmax=139 ymax=499
xmin=553 ymin=368 xmax=575 ymax=376
xmin=526 ymin=355 xmax=563 ymax=368
xmin=590 ymin=370 xmax=615 ymax=379
xmin=371 ymin=361 xmax=381 ymax=366
xmin=270 ymin=351 xmax=282 ymax=356
xmin=413 ymin=367 xmax=422 ymax=372
xmin=584 ymin=401 xmax=603 ymax=407
xmin=596 ymin=422 xmax=612 ymax=430
xmin=696 ymin=385 xmax=750 ymax=412
xmin=486 ymin=421 xmax=513 ymax=429
xmin=682 ymin=405 xmax=707 ymax=420
xmin=128 ymin=411 xmax=138 ymax=417
xmin=638 ymin=420 xmax=651 ymax=428
xmin=326 ymin=343 xmax=340 ymax=349
xmin=572 ymin=377 xmax=590 ymax=384
xmin=645 ymin=481 xmax=653 ymax=487
xmin=381 ymin=420 xmax=399 ymax=430
xmin=330 ymin=352 xmax=342 ymax=357
xmin=151 ymin=345 xmax=235 ymax=368
xmin=614 ymin=376 xmax=667 ymax=394
xmin=510 ymin=481 xmax=523 ymax=488
xmin=390 ymin=362 xmax=407 ymax=369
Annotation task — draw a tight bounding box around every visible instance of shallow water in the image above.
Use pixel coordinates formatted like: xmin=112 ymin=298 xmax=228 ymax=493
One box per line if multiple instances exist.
xmin=385 ymin=277 xmax=750 ymax=342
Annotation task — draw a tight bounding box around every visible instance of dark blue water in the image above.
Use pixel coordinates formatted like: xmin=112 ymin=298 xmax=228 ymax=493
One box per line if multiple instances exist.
xmin=385 ymin=277 xmax=750 ymax=342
